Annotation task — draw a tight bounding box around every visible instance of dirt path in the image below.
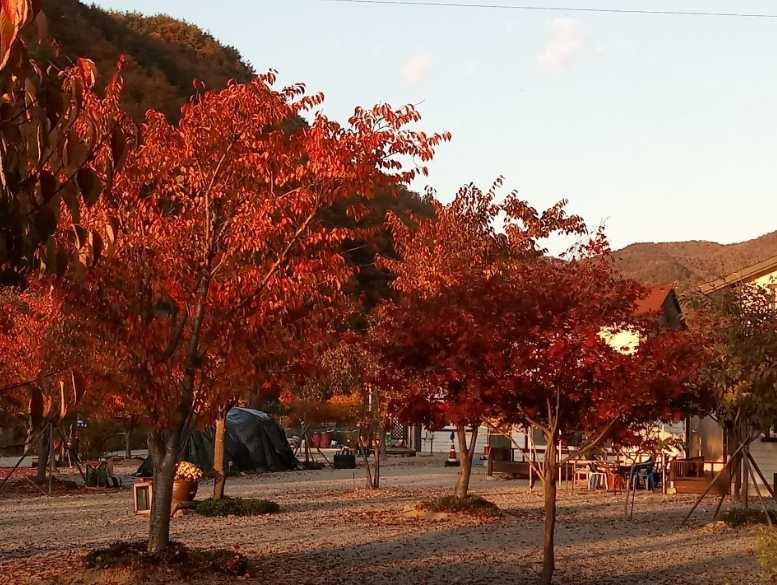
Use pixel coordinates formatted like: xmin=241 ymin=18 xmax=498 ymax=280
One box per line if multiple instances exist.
xmin=0 ymin=457 xmax=764 ymax=584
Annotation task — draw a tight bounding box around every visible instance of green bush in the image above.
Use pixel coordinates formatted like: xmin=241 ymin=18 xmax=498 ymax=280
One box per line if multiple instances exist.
xmin=195 ymin=497 xmax=280 ymax=517
xmin=419 ymin=495 xmax=502 ymax=518
xmin=758 ymin=527 xmax=777 ymax=579
xmin=720 ymin=507 xmax=777 ymax=528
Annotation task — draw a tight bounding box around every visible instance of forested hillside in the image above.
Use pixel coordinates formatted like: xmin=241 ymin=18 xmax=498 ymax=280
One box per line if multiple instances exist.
xmin=41 ymin=0 xmax=254 ymax=120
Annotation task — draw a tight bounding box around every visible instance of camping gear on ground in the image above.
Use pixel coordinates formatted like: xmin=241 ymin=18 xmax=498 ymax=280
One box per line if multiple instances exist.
xmin=85 ymin=459 xmax=120 ymax=487
xmin=135 ymin=408 xmax=297 ymax=477
xmin=333 ymin=447 xmax=356 ymax=469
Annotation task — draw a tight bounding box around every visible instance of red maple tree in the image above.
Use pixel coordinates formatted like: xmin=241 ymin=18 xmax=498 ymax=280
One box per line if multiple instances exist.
xmin=487 ymin=230 xmax=702 ymax=585
xmin=373 ymin=182 xmax=702 ymax=583
xmin=0 ymin=282 xmax=86 ymax=481
xmin=67 ymin=73 xmax=448 ymax=552
xmin=372 ymin=181 xmax=586 ymax=499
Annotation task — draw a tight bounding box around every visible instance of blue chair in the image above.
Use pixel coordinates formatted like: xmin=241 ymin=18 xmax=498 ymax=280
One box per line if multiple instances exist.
xmin=636 ymin=461 xmax=655 ymax=490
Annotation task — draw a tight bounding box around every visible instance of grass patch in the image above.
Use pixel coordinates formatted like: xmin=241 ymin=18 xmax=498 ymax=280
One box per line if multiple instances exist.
xmin=195 ymin=496 xmax=280 ymax=517
xmin=83 ymin=541 xmax=250 ymax=577
xmin=720 ymin=507 xmax=777 ymax=528
xmin=419 ymin=495 xmax=502 ymax=518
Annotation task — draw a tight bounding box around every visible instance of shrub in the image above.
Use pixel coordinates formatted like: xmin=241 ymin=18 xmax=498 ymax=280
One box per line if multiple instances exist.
xmin=419 ymin=495 xmax=502 ymax=518
xmin=758 ymin=527 xmax=777 ymax=579
xmin=720 ymin=507 xmax=777 ymax=528
xmin=195 ymin=497 xmax=280 ymax=517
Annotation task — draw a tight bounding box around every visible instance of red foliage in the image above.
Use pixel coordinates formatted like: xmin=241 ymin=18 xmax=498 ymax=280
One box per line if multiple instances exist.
xmin=66 ymin=73 xmax=448 ymax=432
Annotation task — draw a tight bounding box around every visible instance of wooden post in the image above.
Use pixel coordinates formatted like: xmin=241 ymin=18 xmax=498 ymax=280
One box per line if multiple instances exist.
xmin=661 ymin=452 xmax=667 ymax=496
xmin=47 ymin=422 xmax=54 ymax=496
xmin=212 ymin=413 xmax=227 ymax=499
xmin=712 ymin=492 xmax=726 ymax=520
xmin=745 ymin=454 xmax=772 ymax=528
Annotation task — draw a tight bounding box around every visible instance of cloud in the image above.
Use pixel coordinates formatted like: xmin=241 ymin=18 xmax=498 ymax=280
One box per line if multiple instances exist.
xmin=401 ymin=53 xmax=433 ymax=84
xmin=537 ymin=18 xmax=585 ymax=73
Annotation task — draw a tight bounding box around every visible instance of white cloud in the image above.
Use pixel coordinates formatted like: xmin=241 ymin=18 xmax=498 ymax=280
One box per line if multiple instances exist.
xmin=401 ymin=53 xmax=433 ymax=84
xmin=537 ymin=18 xmax=585 ymax=73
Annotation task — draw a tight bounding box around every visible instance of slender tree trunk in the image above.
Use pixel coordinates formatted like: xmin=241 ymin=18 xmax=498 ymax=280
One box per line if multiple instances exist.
xmin=454 ymin=424 xmax=479 ymax=499
xmin=372 ymin=443 xmax=381 ymax=489
xmin=147 ymin=430 xmax=180 ymax=554
xmin=146 ymin=256 xmax=208 ymax=553
xmin=542 ymin=433 xmax=558 ymax=585
xmin=371 ymin=430 xmax=384 ymax=489
xmin=213 ymin=412 xmax=227 ymax=499
xmin=359 ymin=423 xmax=374 ymax=488
xmin=125 ymin=426 xmax=133 ymax=460
xmin=35 ymin=424 xmax=50 ymax=483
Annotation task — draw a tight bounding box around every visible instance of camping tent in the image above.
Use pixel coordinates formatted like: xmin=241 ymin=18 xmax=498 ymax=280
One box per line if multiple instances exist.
xmin=137 ymin=408 xmax=297 ymax=476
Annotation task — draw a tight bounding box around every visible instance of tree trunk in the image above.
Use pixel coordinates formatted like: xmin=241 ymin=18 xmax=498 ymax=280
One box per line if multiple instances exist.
xmin=147 ymin=430 xmax=181 ymax=554
xmin=212 ymin=413 xmax=227 ymax=499
xmin=370 ymin=432 xmax=383 ymax=490
xmin=35 ymin=424 xmax=50 ymax=483
xmin=454 ymin=424 xmax=479 ymax=499
xmin=372 ymin=446 xmax=381 ymax=489
xmin=125 ymin=427 xmax=133 ymax=460
xmin=542 ymin=434 xmax=558 ymax=585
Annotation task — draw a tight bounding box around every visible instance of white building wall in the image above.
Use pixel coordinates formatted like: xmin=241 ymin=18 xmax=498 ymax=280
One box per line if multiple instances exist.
xmin=419 ymin=426 xmax=491 ymax=455
xmin=747 ymin=439 xmax=777 ymax=495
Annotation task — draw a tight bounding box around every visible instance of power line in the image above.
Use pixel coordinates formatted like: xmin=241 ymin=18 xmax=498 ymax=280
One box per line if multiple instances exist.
xmin=321 ymin=0 xmax=777 ymax=19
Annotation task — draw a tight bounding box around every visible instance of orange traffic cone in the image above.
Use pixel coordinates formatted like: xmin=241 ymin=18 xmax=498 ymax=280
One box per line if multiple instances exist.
xmin=444 ymin=441 xmax=459 ymax=467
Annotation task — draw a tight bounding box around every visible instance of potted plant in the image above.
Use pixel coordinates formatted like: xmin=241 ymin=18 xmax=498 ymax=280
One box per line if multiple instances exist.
xmin=172 ymin=461 xmax=203 ymax=504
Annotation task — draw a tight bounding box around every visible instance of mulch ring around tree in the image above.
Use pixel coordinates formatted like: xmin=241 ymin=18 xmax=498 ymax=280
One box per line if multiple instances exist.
xmin=0 ymin=473 xmax=122 ymax=498
xmin=81 ymin=541 xmax=253 ymax=582
xmin=397 ymin=494 xmax=504 ymax=523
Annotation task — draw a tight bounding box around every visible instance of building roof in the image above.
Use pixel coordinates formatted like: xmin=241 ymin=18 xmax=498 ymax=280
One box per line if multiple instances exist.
xmin=634 ymin=284 xmax=674 ymax=316
xmin=698 ymin=253 xmax=777 ymax=296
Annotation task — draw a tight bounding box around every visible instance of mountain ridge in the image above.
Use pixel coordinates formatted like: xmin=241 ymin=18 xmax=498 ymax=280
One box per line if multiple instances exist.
xmin=614 ymin=230 xmax=777 ymax=290
xmin=41 ymin=0 xmax=255 ymax=121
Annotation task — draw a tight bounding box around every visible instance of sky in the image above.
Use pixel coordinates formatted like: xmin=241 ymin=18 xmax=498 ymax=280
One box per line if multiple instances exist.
xmin=90 ymin=0 xmax=777 ymax=250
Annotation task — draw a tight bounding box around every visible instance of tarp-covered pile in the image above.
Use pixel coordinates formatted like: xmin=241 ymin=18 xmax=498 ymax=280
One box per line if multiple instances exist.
xmin=137 ymin=407 xmax=297 ymax=476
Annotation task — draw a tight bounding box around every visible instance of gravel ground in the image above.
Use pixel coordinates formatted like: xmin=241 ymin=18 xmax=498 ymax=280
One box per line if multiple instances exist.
xmin=0 ymin=456 xmax=766 ymax=584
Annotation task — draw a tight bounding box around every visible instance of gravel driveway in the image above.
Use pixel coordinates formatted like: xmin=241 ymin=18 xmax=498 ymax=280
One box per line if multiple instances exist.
xmin=0 ymin=456 xmax=765 ymax=584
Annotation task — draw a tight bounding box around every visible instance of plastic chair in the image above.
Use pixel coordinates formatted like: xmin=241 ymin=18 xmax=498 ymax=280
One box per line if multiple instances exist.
xmin=637 ymin=464 xmax=655 ymax=490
